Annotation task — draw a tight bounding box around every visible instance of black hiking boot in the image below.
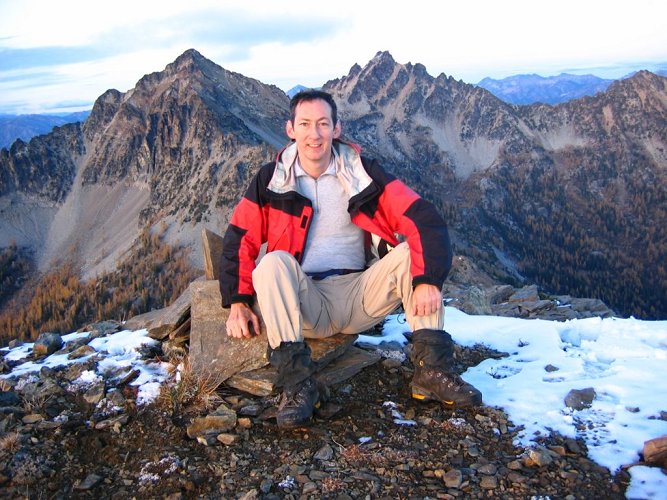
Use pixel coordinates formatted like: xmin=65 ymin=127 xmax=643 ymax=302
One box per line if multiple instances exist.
xmin=408 ymin=329 xmax=482 ymax=407
xmin=269 ymin=341 xmax=322 ymax=428
xmin=276 ymin=377 xmax=321 ymax=428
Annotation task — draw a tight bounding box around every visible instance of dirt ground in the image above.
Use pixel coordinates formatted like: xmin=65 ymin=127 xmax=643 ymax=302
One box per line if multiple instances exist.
xmin=0 ymin=343 xmax=631 ymax=499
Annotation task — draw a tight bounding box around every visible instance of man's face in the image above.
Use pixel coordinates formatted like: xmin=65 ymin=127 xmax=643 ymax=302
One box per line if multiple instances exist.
xmin=286 ymin=98 xmax=341 ymax=173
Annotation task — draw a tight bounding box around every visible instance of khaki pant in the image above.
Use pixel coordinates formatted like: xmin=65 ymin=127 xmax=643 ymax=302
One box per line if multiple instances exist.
xmin=252 ymin=242 xmax=444 ymax=348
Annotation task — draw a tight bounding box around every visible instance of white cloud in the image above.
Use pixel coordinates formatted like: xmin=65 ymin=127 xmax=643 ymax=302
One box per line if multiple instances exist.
xmin=0 ymin=0 xmax=666 ymax=113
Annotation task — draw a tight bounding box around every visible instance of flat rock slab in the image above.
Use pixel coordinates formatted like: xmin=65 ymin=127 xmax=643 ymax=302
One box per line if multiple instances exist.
xmin=124 ymin=286 xmax=192 ymax=339
xmin=227 ymin=343 xmax=378 ymax=397
xmin=315 ymin=346 xmax=381 ymax=387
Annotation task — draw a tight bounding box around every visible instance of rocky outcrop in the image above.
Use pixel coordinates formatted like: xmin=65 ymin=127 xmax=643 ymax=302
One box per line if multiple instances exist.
xmin=444 ymin=255 xmax=616 ymax=320
xmin=124 ymin=231 xmax=382 ymax=396
xmin=326 ymin=52 xmax=666 ymax=319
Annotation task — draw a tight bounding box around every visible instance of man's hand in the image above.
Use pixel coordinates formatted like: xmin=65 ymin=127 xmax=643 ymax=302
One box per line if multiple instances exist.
xmin=226 ymin=303 xmax=261 ymax=340
xmin=412 ymin=283 xmax=443 ymax=317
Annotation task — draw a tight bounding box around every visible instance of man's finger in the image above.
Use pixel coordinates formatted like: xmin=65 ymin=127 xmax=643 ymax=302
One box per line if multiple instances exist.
xmin=251 ymin=316 xmax=261 ymax=337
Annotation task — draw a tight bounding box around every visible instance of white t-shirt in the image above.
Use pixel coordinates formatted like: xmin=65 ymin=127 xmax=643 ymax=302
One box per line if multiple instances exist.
xmin=295 ymin=157 xmax=365 ymax=273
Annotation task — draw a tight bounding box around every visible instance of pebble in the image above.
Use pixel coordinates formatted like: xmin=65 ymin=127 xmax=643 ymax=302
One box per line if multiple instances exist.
xmin=309 ymin=470 xmax=329 ymax=480
xmin=302 ymin=481 xmax=318 ymax=494
xmin=526 ymin=448 xmax=554 ymax=467
xmin=22 ymin=414 xmax=43 ymax=424
xmin=507 ymin=471 xmax=528 ymax=483
xmin=259 ymin=479 xmax=272 ymax=493
xmin=443 ymin=469 xmax=463 ymax=488
xmin=477 ymin=463 xmax=497 ymax=475
xmin=237 ymin=417 xmax=252 ymax=429
xmin=237 ymin=489 xmax=258 ymax=500
xmin=74 ymin=473 xmax=103 ymax=490
xmin=217 ymin=433 xmax=239 ymax=445
xmin=314 ymin=443 xmax=334 ymax=461
xmin=508 ymin=459 xmax=524 ymax=470
xmin=479 ymin=475 xmax=497 ymax=489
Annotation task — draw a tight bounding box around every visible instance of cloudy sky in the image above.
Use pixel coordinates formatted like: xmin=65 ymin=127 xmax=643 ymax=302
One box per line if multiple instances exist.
xmin=1 ymin=0 xmax=665 ymax=114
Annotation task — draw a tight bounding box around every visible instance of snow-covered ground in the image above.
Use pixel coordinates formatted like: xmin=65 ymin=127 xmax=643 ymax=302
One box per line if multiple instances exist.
xmin=2 ymin=329 xmax=170 ymax=405
xmin=366 ymin=308 xmax=667 ymax=500
xmin=2 ymin=307 xmax=666 ymax=498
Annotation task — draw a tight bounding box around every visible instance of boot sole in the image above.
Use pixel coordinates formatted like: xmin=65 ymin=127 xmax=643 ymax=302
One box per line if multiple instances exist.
xmin=411 ymin=387 xmax=454 ymax=406
xmin=411 ymin=383 xmax=479 ymax=407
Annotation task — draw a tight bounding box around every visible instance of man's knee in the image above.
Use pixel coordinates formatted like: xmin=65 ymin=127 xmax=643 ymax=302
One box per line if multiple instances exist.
xmin=393 ymin=241 xmax=410 ymax=257
xmin=253 ymin=250 xmax=299 ymax=281
xmin=384 ymin=241 xmax=411 ymax=269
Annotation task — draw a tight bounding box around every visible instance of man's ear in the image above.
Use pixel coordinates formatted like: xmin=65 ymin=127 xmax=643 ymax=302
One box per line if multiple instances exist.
xmin=333 ymin=121 xmax=342 ymax=139
xmin=285 ymin=120 xmax=295 ymax=140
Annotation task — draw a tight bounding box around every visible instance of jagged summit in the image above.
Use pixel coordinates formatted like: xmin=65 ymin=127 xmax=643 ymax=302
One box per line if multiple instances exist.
xmin=80 ymin=48 xmax=290 ymax=187
xmin=170 ymin=48 xmax=210 ymax=69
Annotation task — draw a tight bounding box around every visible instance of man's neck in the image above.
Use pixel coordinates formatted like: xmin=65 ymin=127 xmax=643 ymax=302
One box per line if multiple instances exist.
xmin=299 ymin=151 xmax=333 ymax=179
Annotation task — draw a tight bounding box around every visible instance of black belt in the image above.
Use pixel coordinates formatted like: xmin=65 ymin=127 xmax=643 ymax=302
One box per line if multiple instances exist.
xmin=306 ymin=268 xmax=364 ymax=281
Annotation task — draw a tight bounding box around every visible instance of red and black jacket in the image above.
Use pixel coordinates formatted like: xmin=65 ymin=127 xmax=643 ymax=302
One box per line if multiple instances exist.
xmin=220 ymin=141 xmax=452 ymax=307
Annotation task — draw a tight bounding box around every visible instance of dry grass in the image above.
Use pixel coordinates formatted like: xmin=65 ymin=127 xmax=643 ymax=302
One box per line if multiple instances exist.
xmin=0 ymin=432 xmax=21 ymax=454
xmin=341 ymin=443 xmax=373 ymax=464
xmin=321 ymin=476 xmax=347 ymax=494
xmin=157 ymin=355 xmax=223 ymax=415
xmin=21 ymin=393 xmax=50 ymax=414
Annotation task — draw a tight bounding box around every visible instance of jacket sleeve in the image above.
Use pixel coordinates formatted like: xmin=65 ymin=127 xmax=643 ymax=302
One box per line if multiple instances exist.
xmin=219 ymin=165 xmax=271 ymax=307
xmin=363 ymin=158 xmax=452 ymax=288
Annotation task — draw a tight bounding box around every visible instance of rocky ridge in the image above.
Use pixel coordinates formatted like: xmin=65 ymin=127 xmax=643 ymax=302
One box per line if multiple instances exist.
xmin=325 ymin=52 xmax=667 ymax=318
xmin=0 ymin=49 xmax=665 ymax=325
xmin=0 ymin=49 xmax=288 ymax=280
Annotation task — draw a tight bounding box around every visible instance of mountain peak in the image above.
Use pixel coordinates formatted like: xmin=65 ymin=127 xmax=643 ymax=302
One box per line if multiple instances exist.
xmin=175 ymin=48 xmax=205 ymax=62
xmin=371 ymin=50 xmax=396 ymax=64
xmin=604 ymin=69 xmax=667 ymax=99
xmin=168 ymin=48 xmax=214 ymax=73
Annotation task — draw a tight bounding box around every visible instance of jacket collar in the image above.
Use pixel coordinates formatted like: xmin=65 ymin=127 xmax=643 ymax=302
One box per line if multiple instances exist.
xmin=267 ymin=140 xmax=373 ymax=197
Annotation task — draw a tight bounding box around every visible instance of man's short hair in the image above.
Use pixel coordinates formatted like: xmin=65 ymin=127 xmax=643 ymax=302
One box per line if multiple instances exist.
xmin=289 ymin=89 xmax=338 ymax=126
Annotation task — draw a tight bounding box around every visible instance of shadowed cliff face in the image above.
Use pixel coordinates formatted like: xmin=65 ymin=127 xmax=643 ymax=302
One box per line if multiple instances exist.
xmin=0 ymin=123 xmax=84 ymax=203
xmin=1 ymin=49 xmax=666 ymax=319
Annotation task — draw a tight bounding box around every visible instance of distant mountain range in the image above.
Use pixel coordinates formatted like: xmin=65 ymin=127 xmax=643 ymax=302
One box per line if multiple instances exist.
xmin=1 ymin=49 xmax=666 ymax=328
xmin=286 ymin=85 xmax=310 ymax=98
xmin=477 ymin=66 xmax=667 ymax=105
xmin=476 ymin=73 xmax=615 ymax=105
xmin=4 ymin=66 xmax=666 ymax=149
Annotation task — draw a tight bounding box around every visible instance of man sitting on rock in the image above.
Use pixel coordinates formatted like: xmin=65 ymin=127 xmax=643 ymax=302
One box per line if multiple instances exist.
xmin=220 ymin=89 xmax=482 ymax=428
